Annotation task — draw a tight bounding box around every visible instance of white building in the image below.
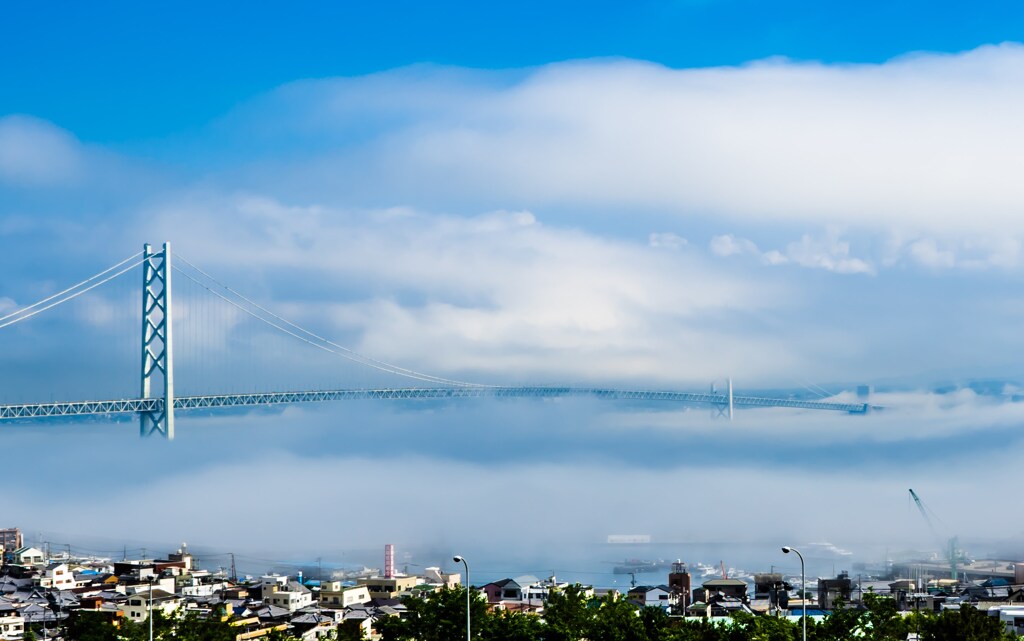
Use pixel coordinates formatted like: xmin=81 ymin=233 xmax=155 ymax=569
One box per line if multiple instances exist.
xmin=12 ymin=547 xmax=44 ymax=566
xmin=422 ymin=567 xmax=461 ymax=587
xmin=627 ymin=585 xmax=675 ymax=610
xmin=35 ymin=562 xmax=75 ymax=589
xmin=319 ymin=582 xmax=371 ymax=608
xmin=264 ymin=581 xmax=313 ymax=612
xmin=523 ymin=577 xmax=594 ymax=607
xmin=989 ymin=606 xmax=1024 ymax=636
xmin=123 ymin=589 xmax=182 ymax=622
xmin=0 ymin=611 xmax=24 ymax=641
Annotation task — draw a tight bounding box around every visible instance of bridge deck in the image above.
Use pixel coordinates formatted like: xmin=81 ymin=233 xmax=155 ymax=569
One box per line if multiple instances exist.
xmin=0 ymin=386 xmax=869 ymax=420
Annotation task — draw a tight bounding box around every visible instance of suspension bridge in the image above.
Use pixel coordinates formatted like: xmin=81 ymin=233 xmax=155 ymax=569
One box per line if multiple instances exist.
xmin=0 ymin=243 xmax=869 ymax=439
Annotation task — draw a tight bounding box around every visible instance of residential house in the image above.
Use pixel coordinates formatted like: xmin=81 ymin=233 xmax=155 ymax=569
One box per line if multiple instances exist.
xmin=990 ymin=606 xmax=1024 ymax=636
xmin=627 ymin=585 xmax=675 ymax=610
xmin=694 ymin=578 xmax=748 ymax=604
xmin=481 ymin=578 xmax=527 ymax=604
xmin=0 ymin=603 xmax=24 ymax=641
xmin=420 ymin=567 xmax=461 ymax=587
xmin=817 ymin=572 xmax=852 ymax=609
xmin=263 ymin=581 xmax=313 ymax=612
xmin=522 ymin=577 xmax=593 ymax=607
xmin=123 ymin=588 xmax=183 ymax=622
xmin=318 ymin=582 xmax=370 ymax=608
xmin=359 ymin=575 xmax=420 ymax=601
xmin=290 ymin=611 xmax=335 ymax=641
xmin=35 ymin=563 xmax=74 ymax=590
xmin=11 ymin=547 xmax=45 ymax=567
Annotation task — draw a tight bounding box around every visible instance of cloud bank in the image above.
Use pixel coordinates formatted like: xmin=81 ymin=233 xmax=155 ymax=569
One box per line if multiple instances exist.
xmin=204 ymin=45 xmax=1024 ymax=254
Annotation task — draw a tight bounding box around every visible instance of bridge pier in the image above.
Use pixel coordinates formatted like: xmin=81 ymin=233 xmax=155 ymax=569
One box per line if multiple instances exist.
xmin=140 ymin=242 xmax=174 ymax=439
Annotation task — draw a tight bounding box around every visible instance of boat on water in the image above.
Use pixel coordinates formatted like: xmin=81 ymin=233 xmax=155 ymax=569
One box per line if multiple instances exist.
xmin=612 ymin=559 xmax=673 ymax=574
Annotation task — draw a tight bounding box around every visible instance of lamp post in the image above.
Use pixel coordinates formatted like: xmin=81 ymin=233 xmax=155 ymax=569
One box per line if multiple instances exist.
xmin=453 ymin=555 xmax=470 ymax=641
xmin=148 ymin=575 xmax=155 ymax=641
xmin=782 ymin=547 xmax=806 ymax=641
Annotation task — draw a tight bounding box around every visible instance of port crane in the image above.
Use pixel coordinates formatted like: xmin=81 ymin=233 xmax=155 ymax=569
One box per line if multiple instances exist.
xmin=908 ymin=488 xmax=959 ymax=582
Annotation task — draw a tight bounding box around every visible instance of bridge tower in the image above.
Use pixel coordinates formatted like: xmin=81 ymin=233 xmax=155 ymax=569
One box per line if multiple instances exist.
xmin=140 ymin=243 xmax=174 ymax=439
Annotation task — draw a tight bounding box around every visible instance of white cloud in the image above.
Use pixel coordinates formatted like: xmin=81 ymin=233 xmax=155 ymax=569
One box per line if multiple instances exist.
xmin=710 ymin=234 xmax=758 ymax=257
xmin=223 ymin=44 xmax=1024 ymax=244
xmin=606 ymin=387 xmax=1024 ymax=444
xmin=0 ymin=297 xmax=16 ymax=316
xmin=138 ymin=194 xmax=805 ymax=385
xmin=899 ymin=235 xmax=1022 ymax=269
xmin=8 ymin=411 xmax=1024 ymax=556
xmin=0 ymin=116 xmax=84 ymax=185
xmin=711 ymin=229 xmax=873 ymax=274
xmin=785 ymin=231 xmax=874 ymax=274
xmin=648 ymin=231 xmax=687 ymax=249
xmin=908 ymin=237 xmax=957 ymax=268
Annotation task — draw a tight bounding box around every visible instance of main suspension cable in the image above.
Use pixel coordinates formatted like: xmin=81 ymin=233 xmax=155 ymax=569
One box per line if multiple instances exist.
xmin=173 ymin=259 xmax=490 ymax=388
xmin=0 ymin=251 xmax=144 ymax=324
xmin=0 ymin=255 xmax=146 ymax=330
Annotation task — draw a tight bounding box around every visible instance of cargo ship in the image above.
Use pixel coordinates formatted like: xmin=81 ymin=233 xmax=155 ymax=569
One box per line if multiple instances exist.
xmin=612 ymin=559 xmax=673 ymax=574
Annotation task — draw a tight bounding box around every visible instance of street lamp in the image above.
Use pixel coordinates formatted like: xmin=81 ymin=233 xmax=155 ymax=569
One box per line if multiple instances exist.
xmin=148 ymin=575 xmax=155 ymax=641
xmin=453 ymin=555 xmax=470 ymax=641
xmin=782 ymin=547 xmax=806 ymax=641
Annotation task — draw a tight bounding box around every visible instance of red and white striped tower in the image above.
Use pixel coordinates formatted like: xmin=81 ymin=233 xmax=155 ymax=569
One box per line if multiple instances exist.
xmin=384 ymin=544 xmax=395 ymax=578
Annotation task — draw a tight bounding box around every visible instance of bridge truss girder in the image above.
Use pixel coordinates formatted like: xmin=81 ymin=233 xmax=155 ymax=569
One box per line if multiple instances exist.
xmin=0 ymin=386 xmax=870 ymax=422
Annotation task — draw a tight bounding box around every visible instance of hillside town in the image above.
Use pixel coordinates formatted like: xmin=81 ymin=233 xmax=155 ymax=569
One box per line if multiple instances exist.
xmin=3 ymin=527 xmax=1024 ymax=640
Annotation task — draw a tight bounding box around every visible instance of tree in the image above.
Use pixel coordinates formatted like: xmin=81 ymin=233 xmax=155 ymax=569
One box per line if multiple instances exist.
xmin=919 ymin=605 xmax=1012 ymax=641
xmin=542 ymin=585 xmax=592 ymax=641
xmin=480 ymin=609 xmax=544 ymax=641
xmin=807 ymin=597 xmax=863 ymax=641
xmin=65 ymin=612 xmax=120 ymax=641
xmin=374 ymin=612 xmax=408 ymax=641
xmin=336 ymin=620 xmax=365 ymax=641
xmin=587 ymin=595 xmax=648 ymax=641
xmin=173 ymin=610 xmax=237 ymax=641
xmin=398 ymin=585 xmax=489 ymax=641
xmin=661 ymin=617 xmax=729 ymax=641
xmin=727 ymin=611 xmax=796 ymax=641
xmin=640 ymin=606 xmax=670 ymax=641
xmin=861 ymin=593 xmax=907 ymax=641
xmin=117 ymin=616 xmax=149 ymax=641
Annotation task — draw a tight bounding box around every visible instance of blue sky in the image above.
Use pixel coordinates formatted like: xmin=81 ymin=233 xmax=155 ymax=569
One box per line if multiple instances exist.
xmin=6 ymin=0 xmax=1024 ymax=141
xmin=3 ymin=1 xmax=1024 ymax=572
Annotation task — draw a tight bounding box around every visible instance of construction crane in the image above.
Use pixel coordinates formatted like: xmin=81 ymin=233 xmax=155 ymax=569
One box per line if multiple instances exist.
xmin=908 ymin=488 xmax=959 ymax=582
